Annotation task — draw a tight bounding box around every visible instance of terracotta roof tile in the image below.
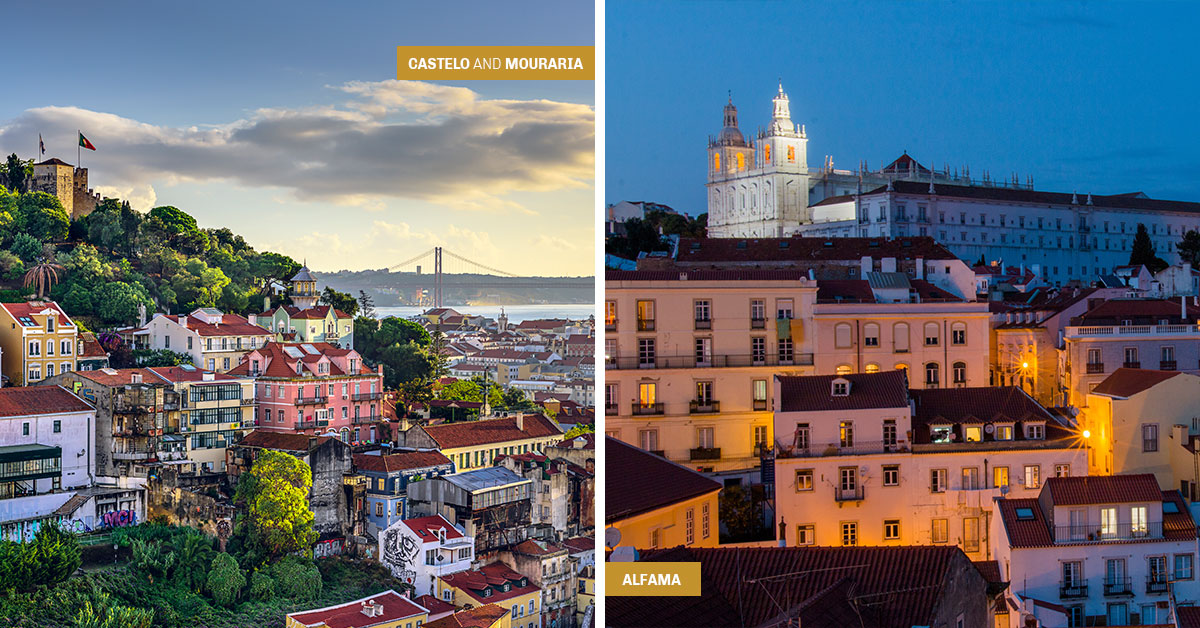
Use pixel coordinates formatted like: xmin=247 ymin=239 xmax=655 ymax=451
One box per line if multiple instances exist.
xmin=70 ymin=368 xmax=164 ymax=388
xmin=1046 ymin=474 xmax=1164 ymax=506
xmin=777 ymin=371 xmax=909 ymax=413
xmin=606 ymin=437 xmax=721 ymax=524
xmin=235 ymin=430 xmax=329 ymax=452
xmin=1091 ymin=368 xmax=1186 ymax=398
xmin=996 ymin=498 xmax=1055 ymax=548
xmin=402 ymin=514 xmax=464 ymax=541
xmin=353 ymin=451 xmax=452 ymax=474
xmin=1 ymin=301 xmax=73 ymax=327
xmin=163 ymin=313 xmax=271 ymax=337
xmin=441 ymin=562 xmax=538 ymax=605
xmin=421 ymin=415 xmax=562 ymax=450
xmin=425 ymin=604 xmax=508 ymax=628
xmin=286 ymin=590 xmax=426 ymax=628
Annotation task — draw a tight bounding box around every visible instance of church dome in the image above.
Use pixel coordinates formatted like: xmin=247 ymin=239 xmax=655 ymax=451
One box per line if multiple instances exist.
xmin=716 ymin=100 xmax=747 ymax=146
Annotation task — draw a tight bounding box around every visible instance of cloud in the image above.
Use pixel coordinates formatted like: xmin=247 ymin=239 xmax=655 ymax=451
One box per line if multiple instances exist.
xmin=0 ymin=80 xmax=594 ymax=213
xmin=533 ymin=234 xmax=578 ymax=250
xmin=92 ymin=183 xmax=157 ymax=211
xmin=262 ymin=220 xmax=508 ymax=273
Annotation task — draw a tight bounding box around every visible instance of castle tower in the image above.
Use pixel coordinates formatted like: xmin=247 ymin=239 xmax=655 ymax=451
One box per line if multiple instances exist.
xmin=290 ymin=264 xmax=320 ymax=309
xmin=71 ymin=167 xmax=98 ymax=220
xmin=31 ymin=158 xmax=75 ymax=217
xmin=705 ymin=84 xmax=809 ymax=238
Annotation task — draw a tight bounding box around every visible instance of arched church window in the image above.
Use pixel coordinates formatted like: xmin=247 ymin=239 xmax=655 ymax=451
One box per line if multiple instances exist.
xmin=765 ymin=144 xmax=771 ymax=163
xmin=787 ymin=146 xmax=795 ymax=162
xmin=714 ymin=153 xmax=720 ymax=170
xmin=737 ymin=153 xmax=745 ymax=171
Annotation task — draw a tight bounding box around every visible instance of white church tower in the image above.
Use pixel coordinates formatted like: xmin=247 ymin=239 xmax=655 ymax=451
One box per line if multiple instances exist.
xmin=706 ymin=84 xmax=808 ymax=238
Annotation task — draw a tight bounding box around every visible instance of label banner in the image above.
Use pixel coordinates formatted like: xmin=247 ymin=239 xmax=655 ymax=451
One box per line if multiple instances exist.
xmin=396 ymin=46 xmax=594 ymax=80
xmin=605 ymin=562 xmax=702 ymax=596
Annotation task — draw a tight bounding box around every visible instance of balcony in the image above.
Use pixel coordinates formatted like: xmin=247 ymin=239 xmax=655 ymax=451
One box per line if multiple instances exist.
xmin=1147 ymin=575 xmax=1169 ymax=595
xmin=753 ymin=399 xmax=769 ymax=411
xmin=834 ymin=486 xmax=865 ymax=502
xmin=1161 ymin=360 xmax=1177 ymax=371
xmin=1060 ymin=580 xmax=1088 ymax=599
xmin=637 ymin=319 xmax=655 ymax=332
xmin=604 ymin=403 xmax=618 ymax=415
xmin=605 ymin=320 xmax=616 ymax=332
xmin=1085 ymin=363 xmax=1105 ymax=374
xmin=1054 ymin=522 xmax=1162 ymax=542
xmin=689 ymin=447 xmax=721 ymax=461
xmin=750 ymin=318 xmax=766 ymax=329
xmin=609 ymin=352 xmax=814 ymax=371
xmin=1123 ymin=361 xmax=1141 ymax=369
xmin=1104 ymin=577 xmax=1132 ymax=596
xmin=631 ymin=402 xmax=664 ymax=416
xmin=777 ymin=439 xmax=909 ymax=459
xmin=352 ymin=414 xmax=384 ymax=425
xmin=112 ymin=450 xmax=154 ymax=461
xmin=1066 ymin=324 xmax=1200 ymax=339
xmin=694 ymin=319 xmax=711 ymax=330
xmin=351 ymin=392 xmax=382 ymax=401
xmin=294 ymin=396 xmax=329 ymax=406
xmin=689 ymin=400 xmax=720 ymax=414
xmin=294 ymin=420 xmax=330 ymax=430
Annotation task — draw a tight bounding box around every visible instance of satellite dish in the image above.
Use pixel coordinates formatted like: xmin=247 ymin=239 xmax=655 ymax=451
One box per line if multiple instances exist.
xmin=604 ymin=527 xmax=621 ymax=549
xmin=984 ymin=424 xmax=995 ymax=434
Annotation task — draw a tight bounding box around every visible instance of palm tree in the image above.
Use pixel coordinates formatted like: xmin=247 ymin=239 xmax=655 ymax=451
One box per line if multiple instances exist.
xmin=22 ymin=260 xmax=64 ymax=299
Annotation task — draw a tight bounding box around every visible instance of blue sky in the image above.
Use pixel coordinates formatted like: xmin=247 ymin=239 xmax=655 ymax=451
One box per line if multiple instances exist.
xmin=606 ymin=1 xmax=1200 ymax=216
xmin=0 ymin=1 xmax=595 ymax=275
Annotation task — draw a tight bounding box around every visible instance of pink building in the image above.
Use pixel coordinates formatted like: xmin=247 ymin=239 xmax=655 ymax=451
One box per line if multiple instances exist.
xmin=228 ymin=342 xmax=385 ymax=443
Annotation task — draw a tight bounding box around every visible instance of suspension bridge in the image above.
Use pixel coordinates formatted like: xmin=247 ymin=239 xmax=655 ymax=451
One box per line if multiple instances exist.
xmin=387 ymin=247 xmax=593 ymax=307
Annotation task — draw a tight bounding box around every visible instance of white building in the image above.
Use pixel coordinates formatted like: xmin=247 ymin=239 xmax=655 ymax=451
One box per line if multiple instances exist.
xmin=797 ymin=180 xmax=1200 ymax=286
xmin=0 ymin=386 xmax=96 ymax=497
xmin=772 ymin=372 xmax=1086 ymax=562
xmin=993 ymin=474 xmax=1199 ymax=626
xmin=138 ymin=308 xmax=273 ymax=372
xmin=378 ymin=514 xmax=474 ymax=598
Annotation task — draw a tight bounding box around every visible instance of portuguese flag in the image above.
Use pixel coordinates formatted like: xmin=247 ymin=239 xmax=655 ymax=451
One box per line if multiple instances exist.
xmin=78 ymin=132 xmax=96 ymax=151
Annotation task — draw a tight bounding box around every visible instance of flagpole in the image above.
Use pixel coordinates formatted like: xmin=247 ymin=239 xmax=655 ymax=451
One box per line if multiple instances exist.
xmin=78 ymin=130 xmax=81 ymax=170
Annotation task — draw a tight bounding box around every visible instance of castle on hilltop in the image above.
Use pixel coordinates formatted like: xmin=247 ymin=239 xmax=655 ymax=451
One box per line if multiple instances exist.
xmin=1 ymin=157 xmax=99 ymax=220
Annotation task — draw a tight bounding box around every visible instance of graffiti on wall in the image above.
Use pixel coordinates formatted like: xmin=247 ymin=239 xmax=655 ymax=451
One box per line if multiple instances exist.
xmin=381 ymin=526 xmax=420 ymax=584
xmin=314 ymin=538 xmax=344 ymax=558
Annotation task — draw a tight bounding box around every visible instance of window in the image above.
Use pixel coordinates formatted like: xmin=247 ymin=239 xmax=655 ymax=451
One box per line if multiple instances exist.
xmin=930 ymin=469 xmax=947 ymax=493
xmin=1087 ymin=348 xmax=1102 ymax=365
xmin=951 ymin=324 xmax=966 ymax=345
xmin=834 ymin=323 xmax=852 ymax=348
xmin=1024 ymin=465 xmax=1040 ymax=489
xmin=604 ymin=301 xmax=617 ymax=327
xmin=1026 ymin=423 xmax=1044 ymax=440
xmin=22 ymin=422 xmax=29 ymax=436
xmin=952 ymin=362 xmax=966 ymax=385
xmin=753 ymin=379 xmax=768 ymax=410
xmin=1063 ymin=561 xmax=1082 ymax=588
xmin=1163 ymin=345 xmax=1176 ymax=364
xmin=884 ymin=520 xmax=900 ymax=540
xmin=963 ymin=517 xmax=980 ymax=551
xmin=1124 ymin=346 xmax=1139 ymax=366
xmin=638 ymin=338 xmax=655 ymax=368
xmin=840 ymin=522 xmax=857 ymax=547
xmin=694 ymin=337 xmax=712 ymax=366
xmin=638 ymin=429 xmax=658 ymax=452
xmin=961 ymin=467 xmax=979 ymax=490
xmin=1131 ymin=506 xmax=1148 ymax=536
xmin=777 ymin=338 xmax=793 ymax=364
xmin=695 ymin=380 xmax=714 ymax=405
xmin=685 ymin=508 xmax=695 ymax=545
xmin=1143 ymin=424 xmax=1159 ymax=452
xmin=702 ymin=503 xmax=710 ymax=539
xmin=964 ymin=426 xmax=982 ymax=442
xmin=795 ymin=469 xmax=813 ymax=491
xmin=1101 ymin=506 xmax=1118 ymax=537
xmin=1176 ymin=554 xmax=1194 ymax=580
xmin=863 ymin=323 xmax=879 ymax=347
xmin=425 ymin=549 xmax=436 ymax=566
xmin=776 ymin=299 xmax=793 ymax=320
xmin=839 ymin=421 xmax=854 ymax=447
xmin=1107 ymin=602 xmax=1128 ymax=626
xmin=750 ymin=299 xmax=765 ymax=324
xmin=636 ymin=300 xmax=655 ymax=330
xmin=1055 ymin=464 xmax=1071 ymax=478
xmin=27 ymin=341 xmax=39 ymax=356
xmin=924 ymin=362 xmax=939 ymax=388
xmin=696 ymin=427 xmax=714 ymax=449
xmin=694 ymin=300 xmax=711 ymax=327
xmin=53 ymin=420 xmax=60 ymax=433
xmin=923 ymin=323 xmax=940 ymax=346
xmin=753 ymin=425 xmax=768 ymax=451
xmin=375 ymin=502 xmax=383 ymax=517
xmin=931 ymin=519 xmax=948 ymax=543
xmin=796 ymin=524 xmax=814 ymax=546
xmin=883 ymin=420 xmax=897 ymax=447
xmin=61 ymin=339 xmax=71 ymax=355
xmin=893 ymin=323 xmax=909 ymax=353
xmin=751 ymin=337 xmax=765 ymax=364
xmin=793 ymin=423 xmax=810 ymax=450
xmin=883 ymin=465 xmax=899 ymax=486
xmin=996 ymin=424 xmax=1014 ymax=440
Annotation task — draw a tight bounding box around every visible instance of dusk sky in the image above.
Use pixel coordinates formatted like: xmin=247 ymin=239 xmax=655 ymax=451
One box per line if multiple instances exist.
xmin=0 ymin=2 xmax=594 ymax=276
xmin=606 ymin=1 xmax=1200 ymax=216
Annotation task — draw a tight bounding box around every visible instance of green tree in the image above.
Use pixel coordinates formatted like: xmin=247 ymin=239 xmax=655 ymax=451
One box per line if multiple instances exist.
xmin=206 ymin=552 xmax=246 ymax=607
xmin=171 ymin=528 xmax=216 ymax=593
xmin=4 ymin=154 xmax=27 ymax=193
xmin=441 ymin=378 xmax=483 ymax=403
xmin=563 ymin=424 xmax=594 ymax=438
xmin=17 ymin=191 xmax=70 ymax=241
xmin=1130 ymin=223 xmax=1168 ymax=273
xmin=72 ymin=592 xmax=154 ymax=628
xmin=719 ymin=484 xmax=766 ymax=542
xmin=0 ymin=521 xmax=82 ymax=591
xmin=269 ymin=555 xmax=322 ymax=601
xmin=0 ymin=185 xmax=17 ymax=238
xmin=235 ymin=450 xmax=316 ymax=557
xmin=94 ymin=281 xmax=153 ymax=325
xmin=248 ymin=570 xmax=276 ymax=600
xmin=320 ymin=286 xmax=358 ymax=316
xmin=10 ymin=232 xmax=42 ymax=263
xmin=1179 ymin=230 xmax=1200 ymax=268
xmin=358 ymin=290 xmax=376 ymax=318
xmin=378 ymin=342 xmax=436 ymax=389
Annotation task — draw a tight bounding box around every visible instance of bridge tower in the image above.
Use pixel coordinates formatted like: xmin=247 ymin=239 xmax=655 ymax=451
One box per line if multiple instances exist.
xmin=434 ymin=246 xmax=443 ymax=308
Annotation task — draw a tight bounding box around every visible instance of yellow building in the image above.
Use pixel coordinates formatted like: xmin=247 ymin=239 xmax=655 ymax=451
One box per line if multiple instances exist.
xmin=1084 ymin=368 xmax=1200 ymax=499
xmin=396 ymin=414 xmax=565 ymax=472
xmin=425 ymin=604 xmax=510 ymax=628
xmin=0 ymin=301 xmax=79 ymax=386
xmin=285 ymin=590 xmax=427 ymax=628
xmin=438 ymin=563 xmax=540 ymax=628
xmin=147 ymin=366 xmax=254 ymax=473
xmin=606 ymin=437 xmax=722 ymax=549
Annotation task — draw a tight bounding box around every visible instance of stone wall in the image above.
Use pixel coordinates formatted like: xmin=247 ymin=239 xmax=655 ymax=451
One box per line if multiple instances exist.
xmin=146 ymin=474 xmax=232 ymax=538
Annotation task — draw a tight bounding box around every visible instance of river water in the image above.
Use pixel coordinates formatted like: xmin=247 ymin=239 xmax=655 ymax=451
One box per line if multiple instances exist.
xmin=373 ymin=303 xmax=596 ymax=323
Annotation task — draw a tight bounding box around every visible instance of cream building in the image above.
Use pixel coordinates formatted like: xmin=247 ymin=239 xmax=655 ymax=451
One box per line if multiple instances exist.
xmin=139 ymin=308 xmax=273 ymax=372
xmin=146 ymin=366 xmax=253 ymax=474
xmin=773 ymin=372 xmax=1086 ymax=562
xmin=0 ymin=301 xmax=77 ymax=386
xmin=606 ymin=437 xmax=721 ymax=550
xmin=1084 ymin=368 xmax=1200 ymax=498
xmin=394 ymin=414 xmax=564 ymax=473
xmin=604 ymin=270 xmax=819 ymax=476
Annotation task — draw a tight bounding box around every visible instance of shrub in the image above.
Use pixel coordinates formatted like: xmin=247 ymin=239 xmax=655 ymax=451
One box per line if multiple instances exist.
xmin=248 ymin=571 xmax=275 ymax=601
xmin=0 ymin=521 xmax=81 ymax=591
xmin=270 ymin=555 xmax=322 ymax=601
xmin=206 ymin=552 xmax=245 ymax=608
xmin=10 ymin=232 xmax=41 ymax=263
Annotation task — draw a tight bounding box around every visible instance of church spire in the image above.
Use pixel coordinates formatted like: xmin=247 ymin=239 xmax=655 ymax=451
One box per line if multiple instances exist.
xmin=768 ymin=82 xmax=795 ymax=136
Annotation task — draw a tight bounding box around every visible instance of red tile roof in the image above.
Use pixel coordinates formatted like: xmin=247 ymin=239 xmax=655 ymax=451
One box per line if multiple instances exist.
xmin=0 ymin=301 xmax=73 ymax=327
xmin=146 ymin=366 xmax=242 ymax=384
xmin=996 ymin=498 xmax=1054 ymax=548
xmin=909 ymin=386 xmax=1077 ymax=445
xmin=551 ymin=433 xmax=595 ymax=450
xmin=1045 ymin=474 xmax=1164 ymax=506
xmin=425 ymin=604 xmax=508 ymax=628
xmin=1178 ymin=606 xmax=1200 ymax=628
xmin=441 ymin=562 xmax=539 ymax=605
xmin=514 ymin=319 xmax=568 ymax=330
xmin=606 ymin=437 xmax=721 ymax=524
xmin=972 ymin=560 xmax=1004 ymax=585
xmin=353 ymin=451 xmax=452 ymax=474
xmin=162 ymin=313 xmax=271 ymax=337
xmin=606 ymin=545 xmax=979 ymax=628
xmin=1072 ymin=298 xmax=1200 ymax=325
xmin=235 ymin=430 xmax=329 ymax=452
xmin=72 ymin=368 xmax=165 ymax=388
xmin=607 ymin=269 xmax=812 ymax=282
xmin=1162 ymin=490 xmax=1198 ymax=542
xmin=78 ymin=333 xmax=108 ymax=358
xmin=402 ymin=514 xmax=464 ymax=541
xmin=286 ymin=590 xmax=426 ymax=628
xmin=1090 ymin=368 xmax=1186 ymax=399
xmin=562 ymin=536 xmax=594 ymax=553
xmin=413 ymin=595 xmax=456 ymax=617
xmin=227 ymin=342 xmax=374 ymax=379
xmin=421 ymin=414 xmax=563 ymax=449
xmin=776 ymin=371 xmax=909 ymax=413
xmin=0 ymin=386 xmax=92 ymax=417
xmin=512 ymin=539 xmax=564 ymax=556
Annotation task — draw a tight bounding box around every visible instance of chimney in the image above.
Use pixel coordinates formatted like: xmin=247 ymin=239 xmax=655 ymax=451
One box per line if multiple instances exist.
xmin=131 ymin=372 xmax=143 ymax=384
xmin=203 ymin=373 xmax=215 ymax=382
xmin=915 ymin=257 xmax=924 ymax=280
xmin=516 ymin=414 xmax=525 ymax=431
xmin=264 ymin=296 xmax=271 ymax=312
xmin=180 ymin=314 xmax=188 ymax=328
